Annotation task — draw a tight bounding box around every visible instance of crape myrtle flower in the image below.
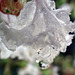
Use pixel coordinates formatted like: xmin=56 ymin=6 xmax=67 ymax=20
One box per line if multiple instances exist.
xmin=0 ymin=37 xmax=12 ymax=59
xmin=18 ymin=63 xmax=40 ymax=75
xmin=0 ymin=0 xmax=75 ymax=69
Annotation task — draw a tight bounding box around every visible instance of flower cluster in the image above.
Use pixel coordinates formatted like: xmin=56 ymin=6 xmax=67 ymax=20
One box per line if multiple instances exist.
xmin=0 ymin=0 xmax=75 ymax=69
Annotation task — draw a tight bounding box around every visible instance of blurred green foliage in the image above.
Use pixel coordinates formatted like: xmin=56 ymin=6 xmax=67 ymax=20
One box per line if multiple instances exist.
xmin=42 ymin=68 xmax=52 ymax=75
xmin=55 ymin=0 xmax=67 ymax=8
xmin=0 ymin=58 xmax=28 ymax=75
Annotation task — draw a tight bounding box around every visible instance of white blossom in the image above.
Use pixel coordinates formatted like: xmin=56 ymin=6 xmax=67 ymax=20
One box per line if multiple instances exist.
xmin=0 ymin=37 xmax=12 ymax=59
xmin=11 ymin=45 xmax=37 ymax=62
xmin=52 ymin=66 xmax=59 ymax=75
xmin=0 ymin=0 xmax=75 ymax=69
xmin=18 ymin=63 xmax=40 ymax=75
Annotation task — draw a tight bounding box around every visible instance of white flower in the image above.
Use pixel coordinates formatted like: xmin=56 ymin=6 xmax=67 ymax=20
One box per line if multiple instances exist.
xmin=18 ymin=63 xmax=40 ymax=75
xmin=0 ymin=37 xmax=12 ymax=59
xmin=0 ymin=0 xmax=75 ymax=69
xmin=11 ymin=45 xmax=37 ymax=62
xmin=52 ymin=66 xmax=59 ymax=75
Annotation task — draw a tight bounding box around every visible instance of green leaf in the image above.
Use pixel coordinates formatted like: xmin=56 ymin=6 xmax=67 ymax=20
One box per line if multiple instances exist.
xmin=42 ymin=69 xmax=52 ymax=75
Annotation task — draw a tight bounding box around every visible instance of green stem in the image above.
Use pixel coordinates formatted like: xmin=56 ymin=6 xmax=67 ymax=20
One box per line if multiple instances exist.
xmin=3 ymin=58 xmax=11 ymax=75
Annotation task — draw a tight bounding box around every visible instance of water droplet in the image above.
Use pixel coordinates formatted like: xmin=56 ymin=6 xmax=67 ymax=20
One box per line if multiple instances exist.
xmin=37 ymin=60 xmax=49 ymax=69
